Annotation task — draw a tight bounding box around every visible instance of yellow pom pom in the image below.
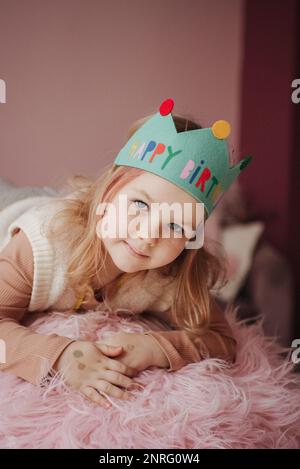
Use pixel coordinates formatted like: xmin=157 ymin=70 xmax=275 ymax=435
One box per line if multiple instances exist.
xmin=211 ymin=120 xmax=231 ymax=139
xmin=74 ymin=294 xmax=85 ymax=311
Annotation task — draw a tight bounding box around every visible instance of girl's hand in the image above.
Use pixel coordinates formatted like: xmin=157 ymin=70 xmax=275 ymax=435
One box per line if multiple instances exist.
xmin=53 ymin=340 xmax=142 ymax=408
xmin=95 ymin=331 xmax=170 ymax=373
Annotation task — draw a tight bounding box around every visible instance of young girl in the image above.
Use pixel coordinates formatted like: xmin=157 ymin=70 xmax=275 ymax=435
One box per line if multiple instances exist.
xmin=0 ymin=98 xmax=252 ymax=409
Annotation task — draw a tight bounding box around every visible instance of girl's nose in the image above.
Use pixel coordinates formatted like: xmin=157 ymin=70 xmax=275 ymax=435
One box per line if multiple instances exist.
xmin=139 ymin=233 xmax=156 ymax=247
xmin=134 ymin=214 xmax=159 ymax=245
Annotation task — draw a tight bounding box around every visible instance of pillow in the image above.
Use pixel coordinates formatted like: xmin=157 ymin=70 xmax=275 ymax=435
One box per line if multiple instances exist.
xmin=0 ymin=177 xmax=58 ymax=213
xmin=211 ymin=222 xmax=265 ymax=303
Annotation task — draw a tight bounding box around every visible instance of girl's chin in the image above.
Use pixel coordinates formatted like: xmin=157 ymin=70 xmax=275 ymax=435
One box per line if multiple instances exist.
xmin=108 ymin=245 xmax=149 ymax=273
xmin=113 ymin=262 xmax=143 ymax=274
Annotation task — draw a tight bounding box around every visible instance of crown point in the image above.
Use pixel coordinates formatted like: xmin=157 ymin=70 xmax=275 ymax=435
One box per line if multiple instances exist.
xmin=240 ymin=155 xmax=252 ymax=171
xmin=159 ymin=98 xmax=174 ymax=116
xmin=211 ymin=120 xmax=231 ymax=139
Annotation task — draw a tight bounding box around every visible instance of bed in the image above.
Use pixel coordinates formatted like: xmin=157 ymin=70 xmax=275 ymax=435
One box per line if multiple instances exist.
xmin=0 ymin=305 xmax=299 ymax=449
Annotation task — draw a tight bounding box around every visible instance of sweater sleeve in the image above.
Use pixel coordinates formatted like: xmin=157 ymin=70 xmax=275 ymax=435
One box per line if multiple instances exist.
xmin=0 ymin=229 xmax=75 ymax=385
xmin=143 ymin=296 xmax=237 ymax=372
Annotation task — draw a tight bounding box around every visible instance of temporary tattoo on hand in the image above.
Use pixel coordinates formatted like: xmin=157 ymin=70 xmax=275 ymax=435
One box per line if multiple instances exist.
xmin=126 ymin=344 xmax=135 ymax=351
xmin=77 ymin=362 xmax=86 ymax=370
xmin=73 ymin=350 xmax=83 ymax=358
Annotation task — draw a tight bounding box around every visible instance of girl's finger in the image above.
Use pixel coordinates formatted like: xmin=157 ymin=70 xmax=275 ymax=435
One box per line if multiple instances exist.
xmin=104 ymin=357 xmax=138 ymax=378
xmin=81 ymin=385 xmax=111 ymax=409
xmin=95 ymin=379 xmax=134 ymax=401
xmin=100 ymin=369 xmax=137 ymax=390
xmin=95 ymin=342 xmax=123 ymax=357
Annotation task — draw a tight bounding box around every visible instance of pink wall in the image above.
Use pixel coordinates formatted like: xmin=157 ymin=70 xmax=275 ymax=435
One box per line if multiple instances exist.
xmin=0 ymin=0 xmax=245 ymax=188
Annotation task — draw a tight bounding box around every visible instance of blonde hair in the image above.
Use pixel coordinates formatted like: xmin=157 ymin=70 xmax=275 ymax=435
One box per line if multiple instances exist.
xmin=46 ymin=112 xmax=228 ymax=337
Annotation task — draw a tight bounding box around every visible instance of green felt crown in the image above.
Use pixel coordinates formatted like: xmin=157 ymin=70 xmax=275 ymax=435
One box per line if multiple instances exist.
xmin=114 ymin=98 xmax=252 ymax=217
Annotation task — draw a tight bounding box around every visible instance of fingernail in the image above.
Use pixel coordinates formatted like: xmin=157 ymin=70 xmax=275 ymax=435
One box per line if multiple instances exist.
xmin=135 ymin=383 xmax=145 ymax=390
xmin=128 ymin=383 xmax=144 ymax=391
xmin=136 ymin=382 xmax=145 ymax=388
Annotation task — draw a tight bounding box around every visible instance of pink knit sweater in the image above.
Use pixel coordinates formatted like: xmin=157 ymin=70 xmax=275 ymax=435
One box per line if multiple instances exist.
xmin=0 ymin=229 xmax=237 ymax=385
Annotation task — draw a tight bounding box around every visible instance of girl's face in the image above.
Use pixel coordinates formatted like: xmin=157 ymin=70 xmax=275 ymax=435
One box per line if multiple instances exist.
xmin=98 ymin=172 xmax=203 ymax=273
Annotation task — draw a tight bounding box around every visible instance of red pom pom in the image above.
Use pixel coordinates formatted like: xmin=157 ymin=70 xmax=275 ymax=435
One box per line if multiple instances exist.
xmin=159 ymin=98 xmax=174 ymax=116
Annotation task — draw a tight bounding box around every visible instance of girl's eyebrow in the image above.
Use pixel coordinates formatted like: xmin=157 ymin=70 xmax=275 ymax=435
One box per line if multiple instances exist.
xmin=136 ymin=188 xmax=153 ymax=202
xmin=134 ymin=188 xmax=197 ymax=233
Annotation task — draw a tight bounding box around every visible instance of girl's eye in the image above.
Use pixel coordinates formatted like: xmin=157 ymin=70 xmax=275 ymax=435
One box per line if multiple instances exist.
xmin=168 ymin=222 xmax=184 ymax=234
xmin=133 ymin=199 xmax=148 ymax=210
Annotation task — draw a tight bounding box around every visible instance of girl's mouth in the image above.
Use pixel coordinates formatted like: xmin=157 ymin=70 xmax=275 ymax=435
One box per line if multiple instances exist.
xmin=123 ymin=241 xmax=150 ymax=258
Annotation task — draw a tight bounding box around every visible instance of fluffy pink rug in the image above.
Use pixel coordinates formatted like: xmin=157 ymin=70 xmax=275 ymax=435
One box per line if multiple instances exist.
xmin=0 ymin=306 xmax=299 ymax=449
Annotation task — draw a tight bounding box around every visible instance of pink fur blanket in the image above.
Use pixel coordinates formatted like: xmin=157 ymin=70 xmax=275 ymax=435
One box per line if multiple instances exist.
xmin=0 ymin=307 xmax=299 ymax=449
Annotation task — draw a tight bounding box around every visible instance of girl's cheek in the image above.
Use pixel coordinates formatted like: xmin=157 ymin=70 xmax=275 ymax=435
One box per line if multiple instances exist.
xmin=173 ymin=241 xmax=186 ymax=257
xmin=162 ymin=238 xmax=184 ymax=256
xmin=115 ymin=208 xmax=131 ymax=238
